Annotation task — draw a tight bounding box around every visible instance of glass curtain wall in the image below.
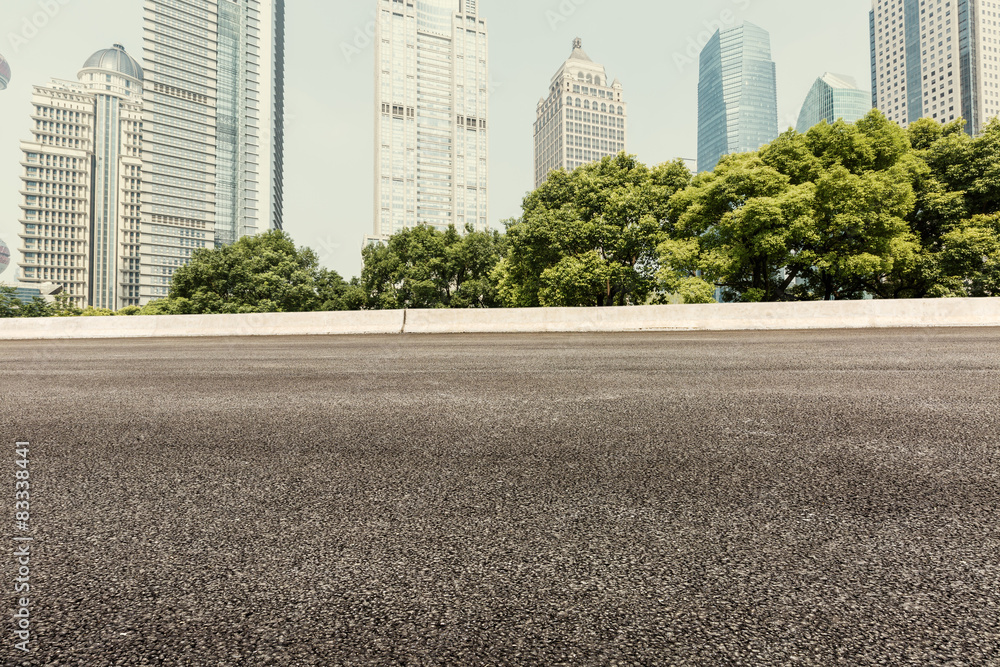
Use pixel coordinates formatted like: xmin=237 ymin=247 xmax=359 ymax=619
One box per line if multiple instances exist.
xmin=215 ymin=0 xmax=243 ymax=247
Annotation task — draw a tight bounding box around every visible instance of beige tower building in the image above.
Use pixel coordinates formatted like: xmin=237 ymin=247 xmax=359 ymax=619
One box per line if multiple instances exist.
xmin=18 ymin=45 xmax=144 ymax=309
xmin=533 ymin=38 xmax=627 ymax=189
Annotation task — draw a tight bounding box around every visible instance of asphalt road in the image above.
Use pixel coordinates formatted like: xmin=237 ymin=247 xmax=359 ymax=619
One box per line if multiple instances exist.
xmin=1 ymin=329 xmax=999 ymax=666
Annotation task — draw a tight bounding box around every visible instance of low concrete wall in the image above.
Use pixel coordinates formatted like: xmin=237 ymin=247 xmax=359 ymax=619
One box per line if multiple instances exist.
xmin=1 ymin=298 xmax=998 ymax=340
xmin=0 ymin=310 xmax=405 ymax=340
xmin=404 ymin=298 xmax=1000 ymax=333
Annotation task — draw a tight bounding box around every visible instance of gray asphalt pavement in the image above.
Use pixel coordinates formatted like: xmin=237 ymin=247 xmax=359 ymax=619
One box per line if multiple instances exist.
xmin=1 ymin=329 xmax=999 ymax=666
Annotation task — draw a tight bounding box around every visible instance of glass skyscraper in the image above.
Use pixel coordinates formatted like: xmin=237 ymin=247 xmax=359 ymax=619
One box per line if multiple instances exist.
xmin=373 ymin=0 xmax=489 ymax=240
xmin=0 ymin=54 xmax=9 ymax=91
xmin=697 ymin=21 xmax=778 ymax=173
xmin=796 ymin=73 xmax=873 ymax=134
xmin=870 ymin=0 xmax=1000 ymax=135
xmin=140 ymin=0 xmax=285 ymax=303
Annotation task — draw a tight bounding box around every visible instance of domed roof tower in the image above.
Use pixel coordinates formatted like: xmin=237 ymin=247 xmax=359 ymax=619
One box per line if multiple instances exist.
xmin=79 ymin=44 xmax=143 ymax=83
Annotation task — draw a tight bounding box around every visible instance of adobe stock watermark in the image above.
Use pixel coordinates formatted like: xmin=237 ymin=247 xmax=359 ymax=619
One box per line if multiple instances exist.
xmin=8 ymin=0 xmax=74 ymax=54
xmin=545 ymin=0 xmax=590 ymax=32
xmin=672 ymin=0 xmax=752 ymax=73
xmin=12 ymin=441 xmax=33 ymax=654
xmin=340 ymin=9 xmax=377 ymax=64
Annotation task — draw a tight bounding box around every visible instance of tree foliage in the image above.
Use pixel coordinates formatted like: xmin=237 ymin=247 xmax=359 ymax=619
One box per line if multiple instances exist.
xmin=361 ymin=224 xmax=504 ymax=309
xmin=658 ymin=111 xmax=1000 ymax=301
xmin=497 ymin=153 xmax=692 ymax=307
xmin=4 ymin=114 xmax=1000 ymax=318
xmin=145 ymin=230 xmax=364 ymax=314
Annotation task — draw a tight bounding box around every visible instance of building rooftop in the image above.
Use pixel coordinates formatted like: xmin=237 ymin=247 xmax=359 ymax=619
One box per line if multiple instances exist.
xmin=81 ymin=44 xmax=143 ymax=82
xmin=819 ymin=72 xmax=861 ymax=90
xmin=568 ymin=38 xmax=593 ymax=62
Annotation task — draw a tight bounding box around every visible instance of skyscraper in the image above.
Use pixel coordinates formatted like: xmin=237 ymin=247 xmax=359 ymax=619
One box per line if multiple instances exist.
xmin=17 ymin=45 xmax=144 ymax=309
xmin=697 ymin=22 xmax=778 ymax=173
xmin=870 ymin=0 xmax=1000 ymax=135
xmin=373 ymin=0 xmax=489 ymax=240
xmin=796 ymin=73 xmax=873 ymax=134
xmin=0 ymin=54 xmax=10 ymax=91
xmin=533 ymin=38 xmax=627 ymax=189
xmin=140 ymin=0 xmax=285 ymax=303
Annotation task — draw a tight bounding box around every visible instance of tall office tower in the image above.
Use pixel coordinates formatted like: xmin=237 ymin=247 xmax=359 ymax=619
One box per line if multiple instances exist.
xmin=373 ymin=0 xmax=489 ymax=241
xmin=697 ymin=22 xmax=778 ymax=173
xmin=796 ymin=73 xmax=873 ymax=133
xmin=18 ymin=45 xmax=144 ymax=309
xmin=533 ymin=38 xmax=627 ymax=189
xmin=0 ymin=53 xmax=10 ymax=90
xmin=140 ymin=0 xmax=285 ymax=303
xmin=870 ymin=0 xmax=1000 ymax=135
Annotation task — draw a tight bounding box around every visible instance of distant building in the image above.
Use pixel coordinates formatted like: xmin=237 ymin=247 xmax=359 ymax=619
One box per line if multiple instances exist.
xmin=697 ymin=22 xmax=778 ymax=173
xmin=869 ymin=0 xmax=1000 ymax=135
xmin=533 ymin=38 xmax=627 ymax=189
xmin=3 ymin=283 xmax=63 ymax=305
xmin=373 ymin=0 xmax=489 ymax=239
xmin=140 ymin=0 xmax=286 ymax=303
xmin=796 ymin=73 xmax=872 ymax=133
xmin=0 ymin=54 xmax=10 ymax=90
xmin=17 ymin=45 xmax=144 ymax=310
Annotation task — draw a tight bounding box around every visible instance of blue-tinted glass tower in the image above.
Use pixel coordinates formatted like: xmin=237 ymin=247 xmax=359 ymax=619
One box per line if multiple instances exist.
xmin=697 ymin=22 xmax=778 ymax=173
xmin=795 ymin=73 xmax=873 ymax=134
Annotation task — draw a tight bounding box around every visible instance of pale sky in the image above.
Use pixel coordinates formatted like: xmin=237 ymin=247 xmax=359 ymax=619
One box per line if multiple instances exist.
xmin=0 ymin=0 xmax=873 ymax=280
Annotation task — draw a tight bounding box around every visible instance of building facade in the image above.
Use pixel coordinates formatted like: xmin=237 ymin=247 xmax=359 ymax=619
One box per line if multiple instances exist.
xmin=373 ymin=0 xmax=489 ymax=240
xmin=697 ymin=22 xmax=778 ymax=173
xmin=796 ymin=72 xmax=873 ymax=133
xmin=533 ymin=38 xmax=627 ymax=189
xmin=17 ymin=45 xmax=144 ymax=309
xmin=140 ymin=0 xmax=285 ymax=303
xmin=870 ymin=0 xmax=1000 ymax=135
xmin=0 ymin=54 xmax=10 ymax=90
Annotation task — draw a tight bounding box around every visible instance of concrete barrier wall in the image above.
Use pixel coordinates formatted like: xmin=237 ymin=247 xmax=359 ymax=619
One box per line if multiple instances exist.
xmin=404 ymin=298 xmax=1000 ymax=333
xmin=0 ymin=310 xmax=405 ymax=340
xmin=1 ymin=298 xmax=999 ymax=340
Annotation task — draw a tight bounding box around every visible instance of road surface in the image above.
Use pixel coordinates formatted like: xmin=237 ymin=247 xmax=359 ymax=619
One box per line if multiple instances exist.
xmin=2 ymin=329 xmax=998 ymax=665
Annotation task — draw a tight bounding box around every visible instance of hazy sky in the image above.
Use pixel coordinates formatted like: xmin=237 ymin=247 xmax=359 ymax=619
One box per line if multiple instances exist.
xmin=0 ymin=0 xmax=873 ymax=280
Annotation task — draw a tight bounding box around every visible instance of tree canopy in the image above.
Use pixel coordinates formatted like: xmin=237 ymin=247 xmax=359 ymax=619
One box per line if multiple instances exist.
xmin=496 ymin=153 xmax=692 ymax=307
xmin=5 ymin=111 xmax=999 ymax=318
xmin=659 ymin=112 xmax=1000 ymax=301
xmin=361 ymin=224 xmax=504 ymax=309
xmin=147 ymin=230 xmax=364 ymax=314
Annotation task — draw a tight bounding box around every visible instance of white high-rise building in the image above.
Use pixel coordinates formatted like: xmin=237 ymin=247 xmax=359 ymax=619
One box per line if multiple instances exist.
xmin=534 ymin=38 xmax=627 ymax=189
xmin=140 ymin=0 xmax=285 ymax=303
xmin=17 ymin=45 xmax=144 ymax=309
xmin=870 ymin=0 xmax=1000 ymax=134
xmin=373 ymin=0 xmax=489 ymax=240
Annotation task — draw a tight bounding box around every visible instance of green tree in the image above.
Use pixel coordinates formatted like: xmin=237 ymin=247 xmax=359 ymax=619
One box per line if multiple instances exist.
xmin=0 ymin=286 xmax=19 ymax=318
xmin=361 ymin=224 xmax=503 ymax=309
xmin=936 ymin=214 xmax=1000 ymax=297
xmin=664 ymin=152 xmax=816 ymax=302
xmin=148 ymin=230 xmax=358 ymax=314
xmin=497 ymin=153 xmax=692 ymax=307
xmin=665 ymin=111 xmax=923 ymax=302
